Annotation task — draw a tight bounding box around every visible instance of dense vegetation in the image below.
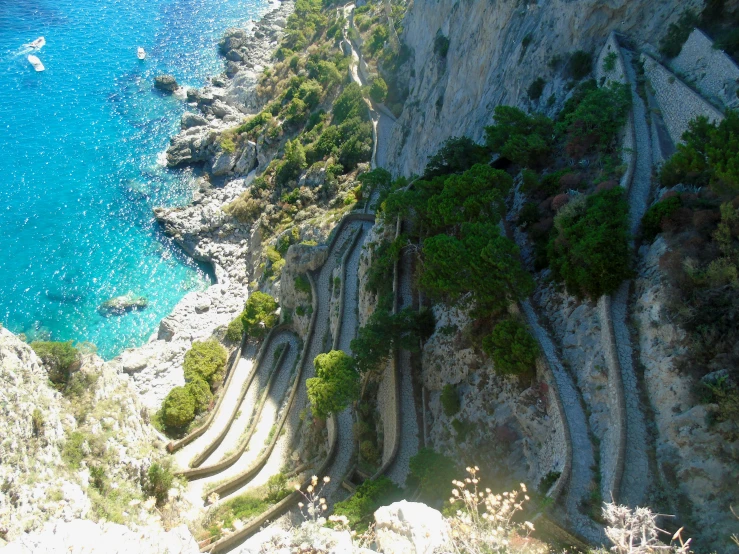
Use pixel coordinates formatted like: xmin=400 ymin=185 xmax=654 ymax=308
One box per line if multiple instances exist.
xmin=331 ymin=476 xmax=403 ymax=531
xmin=159 ymin=338 xmax=228 ymax=431
xmin=660 ymin=1 xmax=739 ymax=62
xmin=31 ymin=340 xmax=80 ymax=385
xmin=306 ymin=350 xmax=360 ymax=418
xmin=482 ymin=318 xmax=540 ymax=375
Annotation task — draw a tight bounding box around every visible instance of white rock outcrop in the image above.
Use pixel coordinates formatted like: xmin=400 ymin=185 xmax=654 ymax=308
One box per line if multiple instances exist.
xmin=374 ymin=501 xmax=450 ymax=554
xmin=0 ymin=520 xmax=198 ymax=554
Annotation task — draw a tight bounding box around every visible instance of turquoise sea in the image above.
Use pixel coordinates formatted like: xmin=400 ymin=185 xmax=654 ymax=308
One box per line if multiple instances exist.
xmin=0 ymin=0 xmax=270 ymax=359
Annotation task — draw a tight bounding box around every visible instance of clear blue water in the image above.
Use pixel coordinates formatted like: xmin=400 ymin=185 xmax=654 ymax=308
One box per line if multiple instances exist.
xmin=0 ymin=0 xmax=270 ymax=359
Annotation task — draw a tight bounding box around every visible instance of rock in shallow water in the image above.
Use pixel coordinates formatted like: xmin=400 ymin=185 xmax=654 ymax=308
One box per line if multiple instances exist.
xmin=97 ymin=293 xmax=148 ymax=317
xmin=154 ymin=74 xmax=179 ymax=93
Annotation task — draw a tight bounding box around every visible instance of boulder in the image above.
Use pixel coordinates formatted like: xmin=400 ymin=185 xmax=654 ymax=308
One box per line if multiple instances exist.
xmin=154 ymin=74 xmax=179 ymax=93
xmin=299 ymin=163 xmax=326 ymax=188
xmin=374 ymin=501 xmax=450 ymax=554
xmin=210 ymin=148 xmax=237 ymax=176
xmin=181 ymin=112 xmax=208 ymax=129
xmin=219 ymin=28 xmax=248 ymax=56
xmin=166 ymin=128 xmax=214 ymax=167
xmin=284 ymin=243 xmax=328 ymax=274
xmin=97 ymin=293 xmax=148 ymax=317
xmin=234 ymin=141 xmax=258 ymax=174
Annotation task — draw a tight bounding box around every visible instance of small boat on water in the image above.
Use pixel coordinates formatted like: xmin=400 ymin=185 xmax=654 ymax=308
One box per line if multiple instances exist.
xmin=137 ymin=47 xmax=146 ymax=60
xmin=27 ymin=55 xmax=45 ymax=72
xmin=26 ymin=36 xmax=46 ymax=50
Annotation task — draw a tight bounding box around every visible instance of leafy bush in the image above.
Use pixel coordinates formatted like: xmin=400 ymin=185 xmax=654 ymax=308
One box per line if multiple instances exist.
xmin=62 ymin=431 xmax=86 ymax=468
xmin=332 ymin=83 xmax=369 ymax=124
xmin=548 ymin=188 xmax=632 ymax=299
xmin=642 ymin=195 xmax=682 ymax=242
xmin=557 ymin=83 xmax=631 ymax=158
xmin=331 ymin=477 xmax=402 ymax=531
xmin=567 ymin=50 xmax=593 ymax=80
xmin=367 ymin=24 xmax=390 ymax=56
xmin=659 ymin=9 xmax=699 ymax=58
xmin=527 ymin=77 xmax=546 ymax=101
xmin=420 ymin=222 xmax=534 ymax=317
xmin=183 ymin=338 xmax=227 ymax=386
xmin=485 ymin=106 xmax=555 ymax=168
xmin=659 ymin=111 xmax=739 ymax=194
xmin=306 ymin=350 xmax=360 ymax=418
xmin=276 ymin=139 xmax=308 ymax=185
xmin=369 ymin=77 xmax=388 ymax=103
xmin=408 ymin=448 xmax=457 ymax=504
xmin=482 ymin=319 xmax=539 ymax=375
xmin=236 ymin=110 xmax=272 ymax=136
xmin=603 ymin=51 xmax=618 ymax=73
xmin=146 ymin=462 xmax=174 ymax=507
xmin=186 ymin=377 xmax=214 ymax=413
xmin=161 ymin=386 xmax=196 ymax=428
xmin=440 ymin=384 xmax=460 ymax=416
xmin=225 ymin=315 xmax=245 ymax=342
xmin=294 ymin=274 xmax=312 ymax=296
xmin=424 ymin=136 xmax=490 ymax=178
xmin=241 ymin=291 xmax=279 ymax=339
xmin=31 ymin=341 xmax=79 ymax=385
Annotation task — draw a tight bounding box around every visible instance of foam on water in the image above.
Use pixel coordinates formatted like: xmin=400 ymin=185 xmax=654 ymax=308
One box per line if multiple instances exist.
xmin=0 ymin=0 xmax=270 ymax=359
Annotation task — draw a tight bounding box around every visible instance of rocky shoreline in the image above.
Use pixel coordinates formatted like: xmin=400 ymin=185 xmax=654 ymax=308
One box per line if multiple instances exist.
xmin=110 ymin=0 xmax=295 ymax=410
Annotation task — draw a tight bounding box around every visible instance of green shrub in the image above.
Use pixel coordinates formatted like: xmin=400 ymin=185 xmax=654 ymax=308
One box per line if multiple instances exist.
xmin=265 ymin=472 xmax=289 ymax=502
xmin=332 ymin=83 xmax=369 ymax=124
xmin=641 ymin=195 xmax=682 ymax=242
xmin=367 ymin=25 xmax=390 ymax=56
xmin=183 ymin=339 xmax=227 ymax=386
xmin=557 ymin=82 xmax=631 ymax=158
xmin=332 ymin=477 xmax=402 ymax=531
xmin=440 ymin=384 xmax=460 ymax=416
xmin=538 ymin=470 xmax=562 ymax=495
xmin=424 ymin=136 xmax=490 ymax=178
xmin=161 ymin=387 xmax=196 ymax=429
xmin=236 ymin=111 xmax=272 ymax=135
xmin=603 ymin=51 xmax=618 ymax=73
xmin=240 ymin=291 xmax=279 ymax=339
xmin=31 ymin=341 xmax=79 ymax=385
xmin=306 ymin=350 xmax=360 ymax=418
xmin=62 ymin=431 xmax=86 ymax=468
xmin=276 ymin=139 xmax=308 ymax=185
xmin=659 ymin=111 xmax=739 ymax=194
xmin=146 ymin=462 xmax=174 ymax=507
xmin=186 ymin=378 xmax=214 ymax=414
xmin=567 ymin=50 xmax=592 ymax=80
xmin=408 ymin=448 xmax=457 ymax=504
xmin=548 ymin=188 xmax=632 ymax=299
xmin=294 ymin=274 xmax=312 ymax=296
xmin=420 ymin=222 xmax=534 ymax=317
xmin=527 ymin=77 xmax=546 ymax=101
xmin=485 ymin=106 xmax=555 ymax=168
xmin=225 ymin=315 xmax=245 ymax=342
xmin=482 ymin=319 xmax=539 ymax=375
xmin=369 ymin=77 xmax=388 ymax=103
xmin=659 ymin=9 xmax=698 ymax=58
xmin=31 ymin=408 xmax=44 ymax=437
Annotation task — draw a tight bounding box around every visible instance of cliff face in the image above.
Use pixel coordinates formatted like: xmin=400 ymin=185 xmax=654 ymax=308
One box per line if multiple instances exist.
xmin=384 ymin=0 xmax=700 ymax=177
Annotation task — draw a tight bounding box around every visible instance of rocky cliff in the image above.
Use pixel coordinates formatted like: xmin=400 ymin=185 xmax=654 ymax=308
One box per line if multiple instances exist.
xmin=384 ymin=0 xmax=700 ymax=177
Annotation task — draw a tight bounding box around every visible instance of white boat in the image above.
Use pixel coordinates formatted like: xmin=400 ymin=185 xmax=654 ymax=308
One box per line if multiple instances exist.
xmin=137 ymin=47 xmax=146 ymax=60
xmin=27 ymin=55 xmax=45 ymax=72
xmin=26 ymin=37 xmax=46 ymax=50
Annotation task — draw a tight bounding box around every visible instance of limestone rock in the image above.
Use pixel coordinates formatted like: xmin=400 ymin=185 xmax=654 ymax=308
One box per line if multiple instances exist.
xmin=284 ymin=243 xmax=328 ymax=274
xmin=374 ymin=501 xmax=450 ymax=554
xmin=97 ymin=293 xmax=148 ymax=317
xmin=210 ymin=147 xmax=237 ymax=176
xmin=0 ymin=520 xmax=199 ymax=554
xmin=181 ymin=112 xmax=208 ymax=129
xmin=154 ymin=74 xmax=179 ymax=93
xmin=234 ymin=141 xmax=258 ymax=174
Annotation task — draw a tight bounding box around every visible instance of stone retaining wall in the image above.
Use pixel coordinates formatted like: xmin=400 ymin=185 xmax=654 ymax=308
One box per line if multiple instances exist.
xmin=642 ymin=53 xmax=724 ymax=145
xmin=671 ymin=28 xmax=739 ymax=111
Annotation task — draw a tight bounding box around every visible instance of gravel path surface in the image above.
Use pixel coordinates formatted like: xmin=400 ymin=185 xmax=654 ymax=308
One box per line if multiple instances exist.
xmin=386 ymin=251 xmax=419 ymax=485
xmin=321 ymin=222 xmax=373 ymax=501
xmin=173 ymin=342 xmax=258 ymax=471
xmin=607 ymin=47 xmax=652 ymax=508
xmin=183 ymin=330 xmax=299 ymax=506
xmin=520 ymin=300 xmax=603 ymax=543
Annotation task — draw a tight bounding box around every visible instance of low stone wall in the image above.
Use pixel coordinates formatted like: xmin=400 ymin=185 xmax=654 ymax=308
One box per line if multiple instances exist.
xmin=671 ymin=28 xmax=739 ymax=111
xmin=641 ymin=53 xmax=724 ymax=145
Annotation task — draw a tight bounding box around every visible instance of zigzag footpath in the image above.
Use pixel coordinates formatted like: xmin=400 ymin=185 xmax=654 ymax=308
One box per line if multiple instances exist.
xmin=597 ymin=43 xmax=654 ymax=508
xmin=201 ymin=212 xmax=374 ymax=553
